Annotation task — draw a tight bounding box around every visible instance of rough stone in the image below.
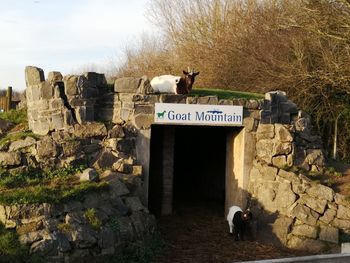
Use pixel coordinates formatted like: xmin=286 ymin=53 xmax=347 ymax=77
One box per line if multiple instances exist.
xmin=275 ymin=124 xmax=293 ymax=142
xmin=298 ymin=194 xmax=327 ymax=214
xmin=25 ymin=66 xmax=45 ymax=87
xmin=319 ymin=209 xmax=337 ymax=224
xmin=64 ymin=75 xmax=79 ymax=96
xmin=9 ymin=136 xmax=37 ymax=152
xmin=319 ymin=226 xmax=338 ymax=244
xmin=274 ymin=181 xmax=297 ymax=212
xmin=47 ymin=71 xmax=63 ymax=85
xmin=337 ymin=205 xmax=350 ymax=220
xmin=93 ymin=149 xmax=119 ymax=170
xmin=78 ymin=168 xmax=99 ymax=182
xmin=272 ymin=155 xmax=289 ymax=168
xmin=114 ymin=77 xmax=142 ymax=93
xmin=287 ymin=235 xmax=326 ymax=252
xmin=291 ymin=204 xmax=319 ymax=226
xmin=71 ymin=225 xmax=97 ymax=248
xmin=73 ymin=123 xmax=107 ymax=138
xmin=306 ymin=184 xmax=334 ymax=202
xmin=272 ymin=216 xmax=294 ymax=245
xmin=332 ymin=218 xmax=350 ymax=229
xmin=124 ymin=197 xmax=145 ymax=212
xmin=106 ymin=177 xmax=130 ymax=196
xmin=291 ymin=224 xmax=318 ymax=239
xmin=0 ymin=151 xmax=22 ymax=166
xmin=36 ymin=136 xmax=58 ymax=159
xmin=256 ymin=124 xmax=275 ymax=140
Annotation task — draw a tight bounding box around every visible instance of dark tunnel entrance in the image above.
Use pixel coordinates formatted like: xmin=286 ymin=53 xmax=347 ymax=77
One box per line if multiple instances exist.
xmin=148 ymin=125 xmax=234 ymax=217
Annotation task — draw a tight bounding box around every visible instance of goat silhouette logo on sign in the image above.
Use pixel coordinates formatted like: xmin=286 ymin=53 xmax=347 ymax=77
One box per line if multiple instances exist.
xmin=157 ymin=110 xmax=166 ymax=119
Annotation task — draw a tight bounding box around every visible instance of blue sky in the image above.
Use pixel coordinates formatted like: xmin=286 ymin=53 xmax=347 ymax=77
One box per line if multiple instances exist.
xmin=0 ymin=0 xmax=154 ymax=91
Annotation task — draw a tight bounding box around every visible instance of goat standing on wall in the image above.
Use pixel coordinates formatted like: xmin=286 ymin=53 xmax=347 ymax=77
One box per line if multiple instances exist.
xmin=150 ymin=68 xmax=199 ymax=95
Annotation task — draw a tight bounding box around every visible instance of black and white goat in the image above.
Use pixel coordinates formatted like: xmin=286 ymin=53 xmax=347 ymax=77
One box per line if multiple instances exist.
xmin=227 ymin=205 xmax=252 ymax=241
xmin=150 ymin=68 xmax=199 ymax=95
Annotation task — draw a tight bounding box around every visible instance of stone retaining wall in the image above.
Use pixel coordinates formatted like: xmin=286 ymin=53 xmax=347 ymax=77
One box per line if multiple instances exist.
xmin=0 ymin=175 xmax=156 ymax=262
xmin=20 ymin=66 xmax=350 ymax=253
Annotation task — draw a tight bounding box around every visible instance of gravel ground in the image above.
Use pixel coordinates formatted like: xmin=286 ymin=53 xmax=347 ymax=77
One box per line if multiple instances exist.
xmin=152 ymin=201 xmax=317 ymax=263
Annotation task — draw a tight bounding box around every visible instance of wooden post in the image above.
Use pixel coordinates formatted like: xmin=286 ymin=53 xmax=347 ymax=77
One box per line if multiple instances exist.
xmin=6 ymin=86 xmax=12 ymax=111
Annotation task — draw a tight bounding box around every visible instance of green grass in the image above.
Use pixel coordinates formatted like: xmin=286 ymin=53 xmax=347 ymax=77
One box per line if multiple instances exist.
xmin=190 ymin=88 xmax=264 ymax=100
xmin=84 ymin=208 xmax=102 ymax=230
xmin=0 ymin=166 xmax=109 ymax=205
xmin=0 ymin=109 xmax=27 ymax=125
xmin=0 ymin=130 xmax=38 ymax=147
xmin=0 ymin=223 xmax=30 ymax=262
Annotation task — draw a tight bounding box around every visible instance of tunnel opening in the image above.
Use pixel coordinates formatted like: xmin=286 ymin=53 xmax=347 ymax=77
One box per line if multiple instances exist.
xmin=148 ymin=124 xmax=241 ymax=217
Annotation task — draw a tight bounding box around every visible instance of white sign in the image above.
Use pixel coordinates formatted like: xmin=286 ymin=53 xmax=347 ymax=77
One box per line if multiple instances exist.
xmin=154 ymin=103 xmax=243 ymax=126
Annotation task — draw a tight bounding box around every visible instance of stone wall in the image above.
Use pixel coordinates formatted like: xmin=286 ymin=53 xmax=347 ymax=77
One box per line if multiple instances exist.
xmin=249 ymin=123 xmax=350 ymax=252
xmin=0 ymin=182 xmax=156 ymax=262
xmin=22 ymin=66 xmax=350 ymax=253
xmin=25 ymin=66 xmax=107 ymax=135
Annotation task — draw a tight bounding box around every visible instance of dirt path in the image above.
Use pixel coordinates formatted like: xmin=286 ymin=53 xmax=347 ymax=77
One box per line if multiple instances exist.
xmin=152 ymin=202 xmax=312 ymax=263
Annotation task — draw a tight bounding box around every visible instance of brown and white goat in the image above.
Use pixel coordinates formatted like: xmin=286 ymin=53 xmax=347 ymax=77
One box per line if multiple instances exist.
xmin=150 ymin=68 xmax=199 ymax=94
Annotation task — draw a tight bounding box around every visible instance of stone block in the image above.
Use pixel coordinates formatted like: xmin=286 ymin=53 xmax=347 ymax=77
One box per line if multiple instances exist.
xmin=9 ymin=137 xmax=36 ymax=152
xmin=134 ymin=104 xmax=154 ymax=115
xmin=272 ymin=216 xmax=294 ymax=245
xmin=245 ymin=99 xmax=260 ymax=109
xmin=275 ymin=124 xmax=293 ymax=142
xmin=49 ymin=98 xmax=64 ymax=109
xmin=40 ymin=81 xmax=54 ymax=100
xmin=338 ymin=205 xmax=350 ymax=220
xmin=0 ymin=151 xmax=22 ymax=166
xmin=25 ymin=66 xmax=45 ymax=87
xmin=279 ymin=101 xmax=298 ymax=114
xmin=306 ymin=184 xmax=334 ymax=202
xmin=291 ymin=224 xmax=318 ymax=239
xmin=124 ymin=197 xmax=145 ymax=212
xmin=256 ymin=139 xmax=274 ymax=163
xmin=114 ymin=77 xmax=141 ymax=93
xmin=287 ymin=235 xmax=326 ymax=252
xmin=319 ymin=226 xmax=338 ymax=244
xmin=256 ymin=124 xmax=275 ymax=140
xmin=332 ymin=218 xmax=350 ymax=229
xmin=160 ymin=94 xmax=186 ymax=103
xmin=51 ymin=113 xmax=64 ymax=130
xmin=93 ymin=149 xmax=119 ymax=170
xmin=78 ymin=168 xmax=99 ymax=182
xmin=132 ymin=165 xmax=142 ymax=176
xmin=298 ymin=194 xmax=327 ymax=214
xmin=265 ymin=90 xmax=287 ymax=102
xmin=73 ymin=123 xmax=107 ymax=138
xmin=198 ymin=96 xmax=218 ymax=105
xmin=64 ymin=75 xmax=79 ymax=96
xmin=47 ymin=71 xmax=63 ymax=84
xmin=133 ymin=113 xmax=154 ymax=130
xmin=27 ymin=84 xmax=42 ymax=101
xmin=291 ymin=204 xmax=319 ymax=226
xmin=272 ymin=155 xmax=288 ymax=168
xmin=83 ymin=72 xmax=107 ymax=88
xmin=37 ymin=136 xmax=58 ymax=159
xmin=218 ymin=99 xmax=234 ymax=105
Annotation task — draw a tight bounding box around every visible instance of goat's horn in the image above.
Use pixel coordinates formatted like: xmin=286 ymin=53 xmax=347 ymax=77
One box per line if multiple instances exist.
xmin=187 ymin=66 xmax=190 ymax=73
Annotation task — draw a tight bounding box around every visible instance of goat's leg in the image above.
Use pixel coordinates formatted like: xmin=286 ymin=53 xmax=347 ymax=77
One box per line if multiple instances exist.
xmin=228 ymin=222 xmax=233 ymax=234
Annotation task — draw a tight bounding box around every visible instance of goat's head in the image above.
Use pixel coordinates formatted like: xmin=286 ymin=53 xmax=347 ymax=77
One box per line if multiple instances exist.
xmin=242 ymin=209 xmax=252 ymax=222
xmin=181 ymin=67 xmax=199 ymax=93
